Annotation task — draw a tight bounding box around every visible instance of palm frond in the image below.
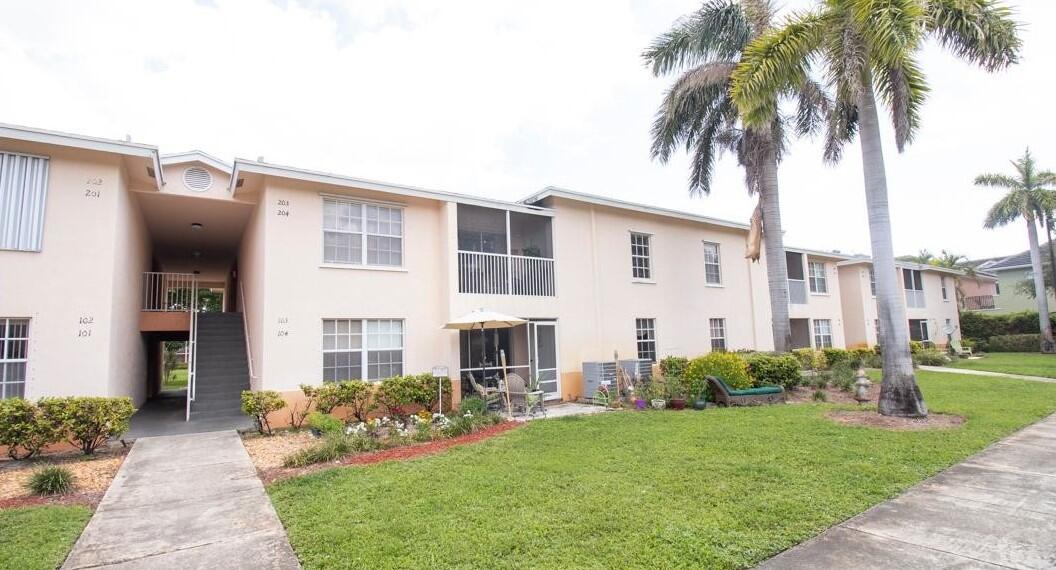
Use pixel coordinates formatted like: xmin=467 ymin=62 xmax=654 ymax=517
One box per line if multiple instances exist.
xmin=983 ymin=190 xmax=1024 ymax=228
xmin=872 ymin=55 xmax=929 ymax=151
xmin=822 ymin=92 xmax=859 ymax=164
xmin=643 ymin=0 xmax=751 ymax=76
xmin=649 ymin=62 xmax=737 ymax=163
xmin=926 ymin=0 xmax=1021 ymax=72
xmin=852 ymin=0 xmax=925 ymax=67
xmin=793 ymin=78 xmax=831 ymax=136
xmin=732 ymin=10 xmax=827 ymax=128
xmin=974 ymin=173 xmax=1023 ymax=190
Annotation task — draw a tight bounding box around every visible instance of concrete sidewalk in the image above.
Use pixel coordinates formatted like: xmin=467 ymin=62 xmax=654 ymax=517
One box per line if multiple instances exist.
xmin=920 ymin=365 xmax=1056 ymax=383
xmin=63 ymin=430 xmax=299 ymax=569
xmin=760 ymin=414 xmax=1056 ymax=569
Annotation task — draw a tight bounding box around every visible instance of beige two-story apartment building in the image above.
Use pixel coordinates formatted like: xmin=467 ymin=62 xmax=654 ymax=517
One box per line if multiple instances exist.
xmin=0 ymin=123 xmax=972 ymax=428
xmin=0 ymin=124 xmax=779 ymax=424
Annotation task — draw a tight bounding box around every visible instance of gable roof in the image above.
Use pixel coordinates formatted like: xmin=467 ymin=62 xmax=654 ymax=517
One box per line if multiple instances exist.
xmin=975 ymin=241 xmax=1054 ymax=271
xmin=161 ymin=150 xmax=231 ymax=173
xmin=520 ymin=186 xmax=750 ymax=232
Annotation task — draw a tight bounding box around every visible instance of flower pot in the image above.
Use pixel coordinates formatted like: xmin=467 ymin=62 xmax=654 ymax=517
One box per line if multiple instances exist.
xmin=669 ymin=398 xmax=687 ymax=410
xmin=650 ymin=398 xmax=666 ymax=410
xmin=692 ymin=398 xmax=708 ymax=410
xmin=635 ymin=399 xmax=647 ymax=410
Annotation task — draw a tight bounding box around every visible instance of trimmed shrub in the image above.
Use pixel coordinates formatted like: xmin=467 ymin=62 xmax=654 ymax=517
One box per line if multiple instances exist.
xmin=960 ymin=310 xmax=1056 ymax=341
xmin=847 ymin=347 xmax=877 ymax=367
xmin=376 ymin=375 xmax=430 ymax=420
xmin=909 ymin=341 xmax=924 ymax=355
xmin=27 ymin=466 xmax=75 ymax=496
xmin=340 ymin=380 xmax=377 ymax=422
xmin=0 ymin=399 xmax=64 ymax=460
xmin=988 ymin=334 xmax=1042 ymax=352
xmin=304 ymin=383 xmax=343 ymax=415
xmin=306 ymin=412 xmax=343 ymax=435
xmin=821 ymin=348 xmax=850 ymax=367
xmin=658 ymin=356 xmax=689 ymax=380
xmin=282 ymin=433 xmax=379 ymax=468
xmin=914 ymin=349 xmax=952 ymax=366
xmin=684 ymin=352 xmax=751 ymax=395
xmin=792 ymin=348 xmax=827 ymax=371
xmin=240 ymin=391 xmax=286 ymax=436
xmin=38 ymin=397 xmax=135 ymax=455
xmin=459 ymin=396 xmax=487 ymax=417
xmin=745 ymin=353 xmax=802 ymax=390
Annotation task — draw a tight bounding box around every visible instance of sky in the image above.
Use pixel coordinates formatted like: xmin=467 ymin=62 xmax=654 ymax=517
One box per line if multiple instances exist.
xmin=1 ymin=0 xmax=1052 ymax=260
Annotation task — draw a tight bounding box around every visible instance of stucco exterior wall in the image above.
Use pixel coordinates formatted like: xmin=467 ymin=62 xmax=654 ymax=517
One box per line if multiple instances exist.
xmin=237 ymin=190 xmax=267 ymax=391
xmin=106 ymin=167 xmax=151 ymax=404
xmin=0 ymin=142 xmax=125 ymax=399
xmin=988 ymin=267 xmax=1055 ymax=314
xmin=907 ymin=271 xmax=961 ymax=344
xmin=255 ymin=178 xmax=451 ymax=394
xmin=837 ymin=265 xmax=873 ymax=347
xmin=789 ymin=255 xmax=847 ymax=348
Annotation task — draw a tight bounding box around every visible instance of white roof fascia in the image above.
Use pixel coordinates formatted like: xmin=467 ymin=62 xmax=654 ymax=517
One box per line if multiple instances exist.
xmin=161 ymin=150 xmax=232 ymax=174
xmin=837 ymin=258 xmax=969 ymax=277
xmin=230 ymin=159 xmax=554 ymax=216
xmin=0 ymin=122 xmax=164 ymax=190
xmin=522 ymin=186 xmax=749 ymax=231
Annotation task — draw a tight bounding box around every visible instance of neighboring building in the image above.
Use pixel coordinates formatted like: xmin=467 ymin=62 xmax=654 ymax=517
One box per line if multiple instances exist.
xmin=838 ymin=259 xmax=965 ymax=348
xmin=971 ymin=244 xmax=1055 ymax=314
xmin=784 ymin=248 xmax=851 ymax=349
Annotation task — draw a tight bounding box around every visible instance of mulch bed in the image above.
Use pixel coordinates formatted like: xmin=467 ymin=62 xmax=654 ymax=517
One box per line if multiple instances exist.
xmin=828 ymin=410 xmax=965 ymax=431
xmin=0 ymin=444 xmax=128 ymax=510
xmin=785 ymin=383 xmax=881 ymax=405
xmin=259 ymin=421 xmax=522 ymax=485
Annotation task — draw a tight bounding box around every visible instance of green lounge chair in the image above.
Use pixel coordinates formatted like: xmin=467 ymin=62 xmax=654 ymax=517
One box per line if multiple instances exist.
xmin=706 ymin=375 xmax=784 ymax=406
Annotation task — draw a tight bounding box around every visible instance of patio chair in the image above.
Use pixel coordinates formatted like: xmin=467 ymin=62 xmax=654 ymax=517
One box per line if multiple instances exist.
xmin=505 ymin=373 xmax=546 ymax=417
xmin=706 ymin=375 xmax=784 ymax=407
xmin=465 ymin=373 xmax=502 ymax=410
xmin=949 ymin=339 xmax=973 ymax=358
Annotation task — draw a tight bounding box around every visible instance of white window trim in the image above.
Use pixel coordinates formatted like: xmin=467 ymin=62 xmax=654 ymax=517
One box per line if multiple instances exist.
xmin=321 ymin=318 xmax=406 ymax=382
xmin=808 ymin=260 xmax=829 ymax=295
xmin=0 ymin=318 xmax=29 ymax=399
xmin=709 ymin=318 xmax=727 ymax=351
xmin=322 ymin=196 xmax=406 ymax=269
xmin=629 ymin=230 xmax=653 ymax=281
xmin=702 ymin=241 xmax=723 ymax=287
xmin=635 ymin=317 xmax=658 ymax=362
xmin=941 ymin=276 xmax=950 ymax=302
xmin=812 ymin=318 xmax=834 ymax=349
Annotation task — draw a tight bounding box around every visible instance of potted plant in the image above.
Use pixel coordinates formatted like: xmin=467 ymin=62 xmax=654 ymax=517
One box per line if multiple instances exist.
xmin=666 ymin=377 xmax=687 ymax=410
xmin=630 ymin=380 xmax=648 ymax=410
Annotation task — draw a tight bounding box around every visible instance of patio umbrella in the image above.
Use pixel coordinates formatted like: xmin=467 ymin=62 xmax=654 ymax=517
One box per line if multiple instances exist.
xmin=443 ymin=309 xmax=527 ymax=413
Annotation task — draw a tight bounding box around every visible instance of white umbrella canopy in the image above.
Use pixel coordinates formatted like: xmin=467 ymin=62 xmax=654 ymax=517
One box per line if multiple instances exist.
xmin=442 ymin=309 xmax=526 ymax=330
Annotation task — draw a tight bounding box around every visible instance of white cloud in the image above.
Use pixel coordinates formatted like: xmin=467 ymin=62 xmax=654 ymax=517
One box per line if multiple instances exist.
xmin=0 ymin=0 xmax=1051 ymax=259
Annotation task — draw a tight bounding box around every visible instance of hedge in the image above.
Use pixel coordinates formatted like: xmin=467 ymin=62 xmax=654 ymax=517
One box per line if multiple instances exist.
xmin=744 ymin=353 xmax=802 ymax=390
xmin=987 ymin=334 xmax=1043 ymax=352
xmin=2 ymin=397 xmax=135 ymax=457
xmin=960 ymin=310 xmax=1056 ymax=340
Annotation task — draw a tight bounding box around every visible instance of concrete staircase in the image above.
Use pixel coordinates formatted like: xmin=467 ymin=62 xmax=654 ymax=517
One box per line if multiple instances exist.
xmin=190 ymin=312 xmax=252 ymax=423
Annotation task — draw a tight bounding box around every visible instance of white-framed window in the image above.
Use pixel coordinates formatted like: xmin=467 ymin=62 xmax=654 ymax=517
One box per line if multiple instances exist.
xmin=940 ymin=276 xmax=949 ymax=301
xmin=702 ymin=242 xmax=721 ymax=285
xmin=0 ymin=319 xmax=29 ymax=399
xmin=903 ymin=269 xmax=925 ymax=308
xmin=635 ymin=318 xmax=656 ymax=362
xmin=709 ymin=318 xmax=727 ymax=351
xmin=813 ymin=319 xmax=833 ymax=348
xmin=908 ymin=319 xmax=930 ymax=343
xmin=630 ymin=232 xmax=651 ymax=280
xmin=869 ymin=268 xmax=876 ymax=296
xmin=808 ymin=261 xmax=828 ymax=293
xmin=0 ymin=152 xmax=50 ymax=252
xmin=322 ymin=318 xmax=404 ymax=381
xmin=322 ymin=198 xmax=404 ymax=267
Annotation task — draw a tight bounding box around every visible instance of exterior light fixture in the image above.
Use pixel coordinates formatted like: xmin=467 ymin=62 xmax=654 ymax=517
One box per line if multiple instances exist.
xmin=190 ymin=222 xmax=203 ymax=231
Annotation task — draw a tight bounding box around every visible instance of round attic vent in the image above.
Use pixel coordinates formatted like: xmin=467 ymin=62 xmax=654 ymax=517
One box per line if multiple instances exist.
xmin=183 ymin=167 xmax=213 ymax=191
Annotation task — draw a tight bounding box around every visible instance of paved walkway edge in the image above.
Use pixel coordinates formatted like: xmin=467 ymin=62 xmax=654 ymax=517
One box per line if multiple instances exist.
xmin=758 ymin=413 xmax=1056 ymax=569
xmin=62 ymin=430 xmax=300 ymax=569
xmin=920 ymin=365 xmax=1056 ymax=383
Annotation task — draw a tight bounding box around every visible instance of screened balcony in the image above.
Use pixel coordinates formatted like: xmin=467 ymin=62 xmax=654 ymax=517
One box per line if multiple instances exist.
xmin=786 ymin=251 xmax=807 ymax=304
xmin=457 ymin=204 xmax=555 ymax=296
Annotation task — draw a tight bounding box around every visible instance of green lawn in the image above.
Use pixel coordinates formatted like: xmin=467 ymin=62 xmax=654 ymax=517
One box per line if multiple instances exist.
xmin=268 ymin=371 xmax=1056 ymax=569
xmin=164 ymin=368 xmax=188 ymax=389
xmin=947 ymin=352 xmax=1056 ymax=378
xmin=0 ymin=506 xmax=91 ymax=570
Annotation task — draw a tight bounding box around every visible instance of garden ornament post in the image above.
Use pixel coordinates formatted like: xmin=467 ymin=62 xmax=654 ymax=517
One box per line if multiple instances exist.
xmin=854 ymin=368 xmax=871 ymax=405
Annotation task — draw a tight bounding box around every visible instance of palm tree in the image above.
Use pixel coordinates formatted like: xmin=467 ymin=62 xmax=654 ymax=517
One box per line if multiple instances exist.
xmin=976 ymin=149 xmax=1056 ymax=352
xmin=898 ymin=249 xmax=934 ymax=264
xmin=643 ymin=0 xmax=827 ymax=353
xmin=730 ymin=0 xmax=1020 ymax=417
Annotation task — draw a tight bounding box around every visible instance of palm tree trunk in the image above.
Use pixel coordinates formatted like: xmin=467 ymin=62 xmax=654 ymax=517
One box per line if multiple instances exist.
xmin=1045 ymin=215 xmax=1056 ymax=302
xmin=1025 ymin=212 xmax=1055 ymax=352
xmin=759 ymin=143 xmax=791 ymax=352
xmin=857 ymin=86 xmax=927 ymax=417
